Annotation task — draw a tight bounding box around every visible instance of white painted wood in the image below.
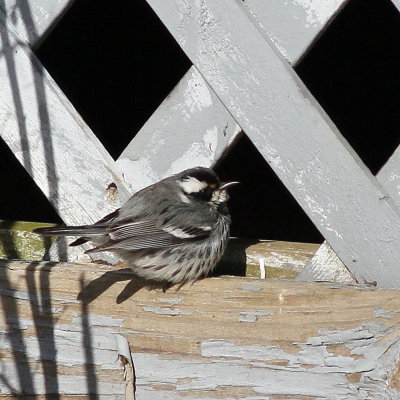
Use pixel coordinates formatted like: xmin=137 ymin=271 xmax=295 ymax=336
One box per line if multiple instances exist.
xmin=117 ymin=67 xmax=241 ymax=192
xmin=243 ymin=0 xmax=349 ymax=64
xmin=390 ymin=0 xmax=400 ymax=14
xmin=145 ymin=0 xmax=400 ymax=287
xmin=117 ymin=0 xmax=348 ymax=187
xmin=377 ymin=149 xmax=400 ymax=209
xmin=0 ymin=0 xmax=74 ymax=46
xmin=297 ymin=241 xmax=355 ymax=283
xmin=0 ymin=10 xmax=130 ymax=228
xmin=300 ymin=143 xmax=400 ymax=282
xmin=297 ymin=0 xmax=400 ymax=282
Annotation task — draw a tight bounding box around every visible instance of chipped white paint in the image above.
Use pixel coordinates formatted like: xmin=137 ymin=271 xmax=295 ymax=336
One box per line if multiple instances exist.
xmin=0 ymin=363 xmax=125 ymax=396
xmin=293 ymin=0 xmax=343 ymax=27
xmin=297 ymin=241 xmax=354 ymax=283
xmin=117 ymin=68 xmax=241 ymax=191
xmin=301 ymin=147 xmax=400 ymax=282
xmin=132 ymin=316 xmax=400 ymax=399
xmin=142 ymin=305 xmax=196 ymax=316
xmin=235 ymin=285 xmax=262 ymax=292
xmin=184 ymin=72 xmax=213 ymax=112
xmin=72 ymin=314 xmax=125 ymax=327
xmin=1 ymin=262 xmax=400 ymax=398
xmin=238 ymin=310 xmax=274 ymax=322
xmin=243 ymin=0 xmax=348 ymax=64
xmin=146 ymin=0 xmax=400 ymax=287
xmin=157 ymin=297 xmax=183 ymax=305
xmin=373 ymin=308 xmax=398 ymax=319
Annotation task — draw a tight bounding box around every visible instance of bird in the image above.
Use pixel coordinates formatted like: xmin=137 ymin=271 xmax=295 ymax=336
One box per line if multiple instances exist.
xmin=33 ymin=167 xmax=238 ymax=290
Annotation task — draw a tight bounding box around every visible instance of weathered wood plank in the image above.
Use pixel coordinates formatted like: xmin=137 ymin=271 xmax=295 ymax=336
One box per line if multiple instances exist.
xmin=145 ymin=0 xmax=400 ymax=287
xmin=1 ymin=261 xmax=400 ymax=398
xmin=0 ymin=220 xmax=319 ymax=279
xmin=221 ymin=238 xmax=319 ymax=279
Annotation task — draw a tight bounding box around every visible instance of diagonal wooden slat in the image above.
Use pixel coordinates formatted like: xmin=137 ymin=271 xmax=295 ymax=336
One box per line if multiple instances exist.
xmin=0 ymin=8 xmax=130 ymax=228
xmin=390 ymin=0 xmax=400 ymax=14
xmin=117 ymin=67 xmax=241 ymax=192
xmin=145 ymin=0 xmax=400 ymax=287
xmin=297 ymin=0 xmax=400 ymax=282
xmin=0 ymin=0 xmax=74 ymax=46
xmin=117 ymin=0 xmax=349 ymax=190
xmin=243 ymin=0 xmax=350 ymax=65
xmin=299 ymin=145 xmax=400 ymax=283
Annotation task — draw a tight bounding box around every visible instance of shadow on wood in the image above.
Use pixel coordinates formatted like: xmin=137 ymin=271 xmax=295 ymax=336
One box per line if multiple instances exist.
xmin=1 ymin=260 xmax=400 ymax=399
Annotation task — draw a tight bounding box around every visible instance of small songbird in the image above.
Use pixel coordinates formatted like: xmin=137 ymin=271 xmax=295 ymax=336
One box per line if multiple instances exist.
xmin=34 ymin=167 xmax=238 ymax=290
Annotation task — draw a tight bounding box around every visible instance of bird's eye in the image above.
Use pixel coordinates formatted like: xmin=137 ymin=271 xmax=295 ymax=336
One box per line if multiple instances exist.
xmin=209 ymin=183 xmax=217 ymax=189
xmin=186 ymin=185 xmax=214 ymax=202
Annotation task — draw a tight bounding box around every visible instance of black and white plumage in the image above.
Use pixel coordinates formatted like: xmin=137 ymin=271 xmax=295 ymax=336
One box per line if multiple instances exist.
xmin=34 ymin=167 xmax=237 ymax=289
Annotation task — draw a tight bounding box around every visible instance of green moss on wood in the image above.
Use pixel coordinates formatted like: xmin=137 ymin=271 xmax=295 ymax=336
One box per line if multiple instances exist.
xmin=0 ymin=220 xmax=56 ymax=261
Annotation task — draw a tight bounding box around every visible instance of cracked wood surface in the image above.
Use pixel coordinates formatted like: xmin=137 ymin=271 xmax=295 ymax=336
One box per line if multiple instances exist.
xmin=1 ymin=261 xmax=400 ymax=399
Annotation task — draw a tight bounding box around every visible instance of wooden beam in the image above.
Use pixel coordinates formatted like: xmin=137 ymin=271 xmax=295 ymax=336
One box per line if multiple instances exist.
xmin=0 ymin=220 xmax=319 ymax=279
xmin=0 ymin=261 xmax=399 ymax=398
xmin=145 ymin=0 xmax=400 ymax=287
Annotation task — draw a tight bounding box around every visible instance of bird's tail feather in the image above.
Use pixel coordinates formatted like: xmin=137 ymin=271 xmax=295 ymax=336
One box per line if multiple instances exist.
xmin=33 ymin=225 xmax=107 ymax=237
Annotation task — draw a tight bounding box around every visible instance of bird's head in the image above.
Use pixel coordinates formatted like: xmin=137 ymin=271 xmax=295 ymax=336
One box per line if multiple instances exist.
xmin=176 ymin=167 xmax=238 ymax=204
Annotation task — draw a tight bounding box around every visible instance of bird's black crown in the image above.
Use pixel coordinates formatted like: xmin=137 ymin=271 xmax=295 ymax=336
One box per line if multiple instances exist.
xmin=179 ymin=167 xmax=220 ymax=187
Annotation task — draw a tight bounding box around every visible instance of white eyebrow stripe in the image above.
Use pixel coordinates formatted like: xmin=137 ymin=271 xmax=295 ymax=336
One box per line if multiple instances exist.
xmin=178 ymin=177 xmax=208 ymax=194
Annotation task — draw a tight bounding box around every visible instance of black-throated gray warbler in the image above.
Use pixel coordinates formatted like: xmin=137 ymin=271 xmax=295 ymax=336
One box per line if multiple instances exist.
xmin=34 ymin=167 xmax=238 ymax=289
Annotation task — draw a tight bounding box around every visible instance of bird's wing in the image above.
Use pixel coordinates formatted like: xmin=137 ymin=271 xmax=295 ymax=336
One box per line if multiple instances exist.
xmin=85 ymin=218 xmax=212 ymax=253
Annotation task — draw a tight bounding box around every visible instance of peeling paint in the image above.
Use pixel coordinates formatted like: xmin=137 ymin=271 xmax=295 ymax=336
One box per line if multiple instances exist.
xmin=157 ymin=297 xmax=183 ymax=305
xmin=235 ymin=285 xmax=262 ymax=292
xmin=293 ymin=0 xmax=341 ymax=27
xmin=238 ymin=310 xmax=274 ymax=323
xmin=0 ymin=362 xmax=124 ymax=396
xmin=184 ymin=73 xmax=213 ymax=112
xmin=133 ymin=348 xmax=355 ymax=398
xmin=142 ymin=306 xmax=196 ymax=316
xmin=72 ymin=314 xmax=124 ymax=327
xmin=374 ymin=308 xmax=398 ymax=319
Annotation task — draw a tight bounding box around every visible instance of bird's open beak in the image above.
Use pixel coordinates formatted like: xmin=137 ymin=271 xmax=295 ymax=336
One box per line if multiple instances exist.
xmin=219 ymin=181 xmax=239 ymax=190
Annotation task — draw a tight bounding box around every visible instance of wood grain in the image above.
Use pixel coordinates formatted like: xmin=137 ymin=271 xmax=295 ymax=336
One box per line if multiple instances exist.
xmin=1 ymin=260 xmax=400 ymax=398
